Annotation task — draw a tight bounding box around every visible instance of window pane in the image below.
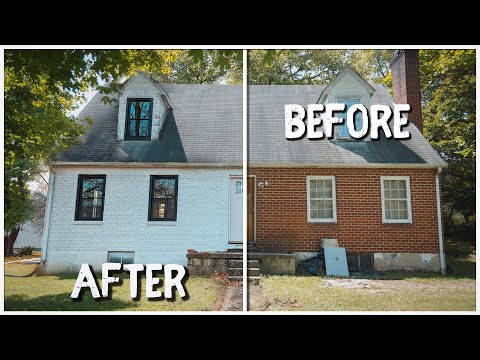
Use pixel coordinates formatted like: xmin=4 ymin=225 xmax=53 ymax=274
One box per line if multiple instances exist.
xmin=129 ymin=120 xmax=137 ymax=136
xmin=310 ymin=179 xmax=333 ymax=199
xmin=153 ymin=178 xmax=176 ymax=198
xmin=337 ymin=98 xmax=360 ymax=137
xmin=150 ymin=177 xmax=177 ymax=220
xmin=126 ymin=100 xmax=151 ymax=139
xmin=77 ymin=177 xmax=105 ymax=220
xmin=152 ymin=198 xmax=176 ymax=219
xmin=129 ymin=101 xmax=137 ymax=119
xmin=324 ymin=180 xmax=332 ymax=198
xmin=139 ymin=120 xmax=149 ymax=137
xmin=384 ymin=199 xmax=408 ymax=220
xmin=310 ymin=199 xmax=321 ymax=211
xmin=139 ymin=101 xmax=151 ymax=119
xmin=129 ymin=100 xmax=151 ymax=120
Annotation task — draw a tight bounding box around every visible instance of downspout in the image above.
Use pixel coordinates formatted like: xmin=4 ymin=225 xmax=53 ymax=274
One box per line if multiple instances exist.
xmin=41 ymin=172 xmax=55 ymax=268
xmin=435 ymin=167 xmax=446 ymax=274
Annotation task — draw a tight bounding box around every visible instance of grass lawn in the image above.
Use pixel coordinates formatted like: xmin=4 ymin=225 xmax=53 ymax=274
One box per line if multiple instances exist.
xmin=4 ymin=264 xmax=222 ymax=311
xmin=256 ymin=257 xmax=476 ymax=311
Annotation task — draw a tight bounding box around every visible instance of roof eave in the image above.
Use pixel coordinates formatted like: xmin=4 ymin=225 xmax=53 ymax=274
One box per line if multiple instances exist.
xmin=248 ymin=162 xmax=447 ymax=168
xmin=50 ymin=161 xmax=242 ymax=169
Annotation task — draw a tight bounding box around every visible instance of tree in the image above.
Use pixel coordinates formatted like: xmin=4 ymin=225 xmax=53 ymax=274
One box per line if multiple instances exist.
xmin=4 ymin=49 xmax=241 ymax=255
xmin=149 ymin=50 xmax=242 ymax=84
xmin=3 ymin=50 xmax=174 ymax=255
xmin=419 ymin=50 xmax=476 ymax=229
xmin=247 ymin=50 xmax=350 ymax=85
xmin=348 ymin=50 xmax=394 ymax=89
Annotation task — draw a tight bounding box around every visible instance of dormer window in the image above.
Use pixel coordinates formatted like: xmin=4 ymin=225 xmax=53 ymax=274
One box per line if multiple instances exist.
xmin=125 ymin=98 xmax=153 ymax=140
xmin=336 ymin=97 xmax=362 ymax=139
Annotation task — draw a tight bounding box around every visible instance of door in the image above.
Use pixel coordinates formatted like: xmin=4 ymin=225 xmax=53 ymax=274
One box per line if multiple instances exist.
xmin=229 ymin=177 xmax=243 ymax=244
xmin=247 ymin=177 xmax=255 ymax=243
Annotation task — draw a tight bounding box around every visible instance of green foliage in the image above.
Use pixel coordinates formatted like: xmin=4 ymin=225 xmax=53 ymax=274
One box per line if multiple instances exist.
xmin=149 ymin=50 xmax=242 ymax=84
xmin=420 ymin=50 xmax=476 ymax=225
xmin=247 ymin=49 xmax=393 ymax=85
xmin=18 ymin=246 xmax=35 ymax=256
xmin=248 ymin=50 xmax=349 ymax=85
xmin=3 ymin=50 xmax=174 ymax=235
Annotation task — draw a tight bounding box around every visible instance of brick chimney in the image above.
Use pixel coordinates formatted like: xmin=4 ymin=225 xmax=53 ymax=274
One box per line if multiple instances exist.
xmin=390 ymin=50 xmax=423 ymax=133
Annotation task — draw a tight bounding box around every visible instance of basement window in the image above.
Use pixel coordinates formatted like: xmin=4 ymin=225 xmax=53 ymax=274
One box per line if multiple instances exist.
xmin=149 ymin=175 xmax=178 ymax=221
xmin=125 ymin=98 xmax=153 ymax=139
xmin=108 ymin=251 xmax=135 ymax=264
xmin=75 ymin=175 xmax=106 ymax=221
xmin=381 ymin=176 xmax=412 ymax=223
xmin=307 ymin=176 xmax=337 ymax=223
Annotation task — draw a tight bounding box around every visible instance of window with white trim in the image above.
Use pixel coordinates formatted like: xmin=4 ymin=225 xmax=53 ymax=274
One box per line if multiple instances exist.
xmin=307 ymin=176 xmax=337 ymax=222
xmin=381 ymin=176 xmax=412 ymax=223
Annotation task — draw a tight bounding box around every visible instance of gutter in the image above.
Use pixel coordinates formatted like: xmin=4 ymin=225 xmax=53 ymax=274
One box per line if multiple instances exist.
xmin=41 ymin=172 xmax=55 ymax=267
xmin=248 ymin=162 xmax=447 ymax=169
xmin=51 ymin=161 xmax=242 ymax=169
xmin=435 ymin=167 xmax=446 ymax=274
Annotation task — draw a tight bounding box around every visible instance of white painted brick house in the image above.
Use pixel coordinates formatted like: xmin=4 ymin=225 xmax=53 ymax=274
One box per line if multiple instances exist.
xmin=41 ymin=73 xmax=242 ymax=273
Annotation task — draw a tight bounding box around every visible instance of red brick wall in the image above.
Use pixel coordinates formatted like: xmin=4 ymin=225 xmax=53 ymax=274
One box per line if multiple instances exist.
xmin=250 ymin=167 xmax=440 ymax=254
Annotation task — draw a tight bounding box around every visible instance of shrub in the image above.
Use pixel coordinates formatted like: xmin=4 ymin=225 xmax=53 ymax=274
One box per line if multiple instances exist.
xmin=18 ymin=246 xmax=35 ymax=256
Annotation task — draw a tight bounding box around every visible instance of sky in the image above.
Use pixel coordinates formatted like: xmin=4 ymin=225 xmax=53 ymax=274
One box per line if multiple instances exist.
xmin=71 ymin=87 xmax=98 ymax=117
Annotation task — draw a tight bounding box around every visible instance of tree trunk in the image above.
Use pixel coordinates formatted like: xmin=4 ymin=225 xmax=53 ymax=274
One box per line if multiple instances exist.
xmin=4 ymin=226 xmax=20 ymax=256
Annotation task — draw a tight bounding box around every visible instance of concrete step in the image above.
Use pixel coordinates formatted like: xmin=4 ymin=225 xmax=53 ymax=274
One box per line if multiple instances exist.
xmin=229 ymin=259 xmax=259 ymax=268
xmin=228 ymin=267 xmax=260 ymax=277
xmin=228 ymin=275 xmax=260 ymax=285
xmin=247 ymin=244 xmax=259 ymax=252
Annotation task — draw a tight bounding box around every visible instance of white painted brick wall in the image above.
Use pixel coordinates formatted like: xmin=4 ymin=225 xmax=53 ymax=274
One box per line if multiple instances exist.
xmin=44 ymin=166 xmax=241 ymax=273
xmin=117 ymin=73 xmax=169 ymax=140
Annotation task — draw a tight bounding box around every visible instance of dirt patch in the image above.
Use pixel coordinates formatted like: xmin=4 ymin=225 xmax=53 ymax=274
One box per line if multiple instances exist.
xmin=323 ymin=278 xmax=475 ymax=294
xmin=4 ymin=251 xmax=41 ymax=263
xmin=212 ymin=272 xmax=243 ymax=311
xmin=248 ymin=283 xmax=304 ymax=310
xmin=248 ymin=284 xmax=269 ymax=311
xmin=325 ymin=279 xmax=384 ymax=289
xmin=219 ymin=286 xmax=243 ymax=311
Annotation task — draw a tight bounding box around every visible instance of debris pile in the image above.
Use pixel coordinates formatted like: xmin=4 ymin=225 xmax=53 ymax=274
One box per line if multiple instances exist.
xmin=296 ymin=248 xmax=325 ymax=275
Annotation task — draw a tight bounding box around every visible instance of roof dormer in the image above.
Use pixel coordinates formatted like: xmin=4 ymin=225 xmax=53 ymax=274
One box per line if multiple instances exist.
xmin=317 ymin=66 xmax=375 ymax=140
xmin=117 ymin=72 xmax=172 ymax=141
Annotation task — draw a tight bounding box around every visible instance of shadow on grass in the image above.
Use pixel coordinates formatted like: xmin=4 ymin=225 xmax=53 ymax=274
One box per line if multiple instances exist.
xmin=4 ymin=292 xmax=136 ymax=311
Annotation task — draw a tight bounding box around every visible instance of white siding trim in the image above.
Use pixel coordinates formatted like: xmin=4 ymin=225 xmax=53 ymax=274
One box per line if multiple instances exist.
xmin=380 ymin=175 xmax=412 ymax=224
xmin=306 ymin=175 xmax=337 ymax=223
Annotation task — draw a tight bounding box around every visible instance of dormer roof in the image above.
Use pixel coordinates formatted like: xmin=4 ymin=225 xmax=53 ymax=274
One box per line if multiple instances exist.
xmin=317 ymin=65 xmax=375 ymax=104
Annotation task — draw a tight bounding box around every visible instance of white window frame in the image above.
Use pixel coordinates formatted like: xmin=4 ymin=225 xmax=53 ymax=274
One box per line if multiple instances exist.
xmin=306 ymin=176 xmax=337 ymax=223
xmin=381 ymin=176 xmax=412 ymax=224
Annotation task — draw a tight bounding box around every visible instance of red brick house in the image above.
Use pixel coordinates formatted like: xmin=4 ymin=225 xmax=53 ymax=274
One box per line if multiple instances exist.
xmin=247 ymin=50 xmax=447 ymax=273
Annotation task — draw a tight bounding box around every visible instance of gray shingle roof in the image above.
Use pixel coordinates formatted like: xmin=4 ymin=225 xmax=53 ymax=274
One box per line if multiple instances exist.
xmin=58 ymin=84 xmax=243 ymax=164
xmin=248 ymin=84 xmax=446 ymax=166
xmin=58 ymin=82 xmax=445 ymax=167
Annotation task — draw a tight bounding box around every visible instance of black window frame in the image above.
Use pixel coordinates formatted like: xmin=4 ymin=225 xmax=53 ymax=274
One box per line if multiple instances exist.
xmin=75 ymin=175 xmax=107 ymax=221
xmin=124 ymin=98 xmax=153 ymax=140
xmin=148 ymin=175 xmax=179 ymax=221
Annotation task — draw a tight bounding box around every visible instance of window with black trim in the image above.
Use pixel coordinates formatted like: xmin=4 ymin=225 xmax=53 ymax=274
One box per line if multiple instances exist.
xmin=149 ymin=176 xmax=178 ymax=221
xmin=125 ymin=98 xmax=153 ymax=139
xmin=75 ymin=175 xmax=106 ymax=221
